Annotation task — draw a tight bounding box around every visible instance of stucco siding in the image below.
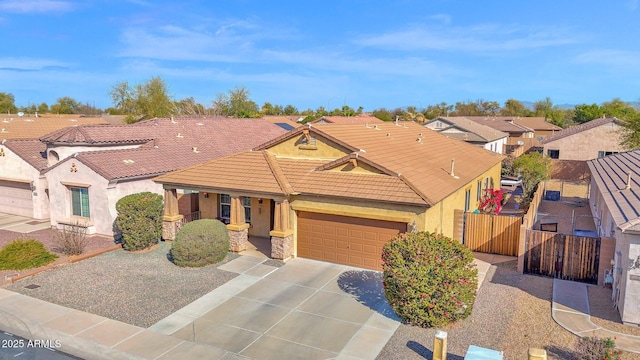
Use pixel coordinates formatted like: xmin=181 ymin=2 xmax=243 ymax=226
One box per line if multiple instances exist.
xmin=109 ymin=178 xmax=163 ymax=237
xmin=0 ymin=146 xmax=46 ymax=218
xmin=266 ymin=135 xmax=350 ymax=159
xmin=622 ymin=233 xmax=640 ymax=326
xmin=248 ymin=197 xmax=271 ymax=238
xmin=543 ymin=123 xmax=625 ymax=161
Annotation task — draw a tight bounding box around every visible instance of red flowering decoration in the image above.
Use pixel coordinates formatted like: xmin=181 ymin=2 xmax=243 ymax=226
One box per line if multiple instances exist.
xmin=478 ymin=188 xmax=505 ymax=215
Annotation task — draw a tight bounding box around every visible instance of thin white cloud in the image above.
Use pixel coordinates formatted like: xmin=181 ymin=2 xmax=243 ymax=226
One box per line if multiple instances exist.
xmin=0 ymin=0 xmax=74 ymax=13
xmin=575 ymin=49 xmax=640 ymax=68
xmin=0 ymin=57 xmax=71 ymax=71
xmin=356 ymin=23 xmax=582 ymax=53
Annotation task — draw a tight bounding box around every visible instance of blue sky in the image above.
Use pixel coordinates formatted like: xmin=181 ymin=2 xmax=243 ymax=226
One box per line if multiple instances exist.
xmin=1 ymin=0 xmax=639 ymax=112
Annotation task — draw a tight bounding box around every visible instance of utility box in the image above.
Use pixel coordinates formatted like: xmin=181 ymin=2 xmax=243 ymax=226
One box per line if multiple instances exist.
xmin=464 ymin=345 xmax=503 ymax=360
xmin=528 ymin=348 xmax=547 ymax=360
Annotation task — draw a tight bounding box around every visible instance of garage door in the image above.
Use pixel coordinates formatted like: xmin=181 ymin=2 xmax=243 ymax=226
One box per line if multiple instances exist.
xmin=0 ymin=180 xmax=33 ymax=217
xmin=297 ymin=212 xmax=407 ymax=270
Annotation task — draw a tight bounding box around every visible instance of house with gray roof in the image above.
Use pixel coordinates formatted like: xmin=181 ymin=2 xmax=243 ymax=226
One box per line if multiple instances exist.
xmin=588 ymin=150 xmax=640 ymax=326
xmin=0 ymin=117 xmax=286 ymax=236
xmin=425 ymin=117 xmax=509 ymax=154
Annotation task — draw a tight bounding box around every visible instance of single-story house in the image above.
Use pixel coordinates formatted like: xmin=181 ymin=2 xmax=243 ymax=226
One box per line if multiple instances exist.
xmin=425 ymin=117 xmax=508 ymax=154
xmin=1 ymin=117 xmax=286 ymax=236
xmin=154 ymin=122 xmax=503 ymax=270
xmin=588 ymin=150 xmax=640 ymax=326
xmin=0 ymin=114 xmax=107 ymax=141
xmin=541 ymin=117 xmax=626 ymax=161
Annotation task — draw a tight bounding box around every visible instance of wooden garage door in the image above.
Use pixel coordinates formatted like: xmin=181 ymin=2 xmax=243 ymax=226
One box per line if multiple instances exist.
xmin=297 ymin=212 xmax=406 ymax=270
xmin=0 ymin=180 xmax=33 ymax=217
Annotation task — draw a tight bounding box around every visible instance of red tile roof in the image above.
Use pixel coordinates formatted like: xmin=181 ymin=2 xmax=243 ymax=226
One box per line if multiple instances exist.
xmin=2 ymin=139 xmax=48 ymax=171
xmin=0 ymin=114 xmax=108 ymax=141
xmin=42 ymin=117 xmax=287 ymax=180
xmin=312 ymin=114 xmax=384 ymax=124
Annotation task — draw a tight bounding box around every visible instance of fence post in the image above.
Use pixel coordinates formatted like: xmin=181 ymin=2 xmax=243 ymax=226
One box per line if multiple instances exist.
xmin=433 ymin=330 xmax=447 ymax=360
xmin=517 ymin=225 xmax=527 ymax=273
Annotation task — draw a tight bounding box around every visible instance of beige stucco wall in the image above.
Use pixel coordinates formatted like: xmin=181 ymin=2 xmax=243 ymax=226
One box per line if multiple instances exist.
xmin=248 ymin=197 xmax=271 ymax=238
xmin=46 ymin=158 xmax=163 ymax=237
xmin=267 ymin=135 xmax=350 ymax=159
xmin=198 ymin=193 xmax=218 ymax=219
xmin=543 ymin=123 xmax=625 ymax=161
xmin=0 ymin=145 xmax=49 ymax=219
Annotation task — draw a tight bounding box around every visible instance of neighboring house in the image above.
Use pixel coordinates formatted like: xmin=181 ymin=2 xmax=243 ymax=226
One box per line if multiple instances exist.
xmin=425 ymin=117 xmax=508 ymax=154
xmin=0 ymin=114 xmax=107 ymax=141
xmin=260 ymin=116 xmax=303 ymax=131
xmin=154 ymin=122 xmax=502 ymax=270
xmin=587 ymin=150 xmax=640 ymax=326
xmin=1 ymin=117 xmax=286 ymax=237
xmin=541 ymin=117 xmax=626 ymax=160
xmin=311 ymin=114 xmax=384 ymax=125
xmin=510 ymin=116 xmax=562 ymax=141
xmin=457 ymin=116 xmax=535 ymax=140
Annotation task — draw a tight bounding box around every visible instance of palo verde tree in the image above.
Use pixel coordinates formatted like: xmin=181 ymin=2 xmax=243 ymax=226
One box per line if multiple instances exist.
xmin=513 ymin=152 xmax=552 ymax=201
xmin=110 ymin=77 xmax=175 ymax=123
xmin=212 ymin=86 xmax=260 ymax=118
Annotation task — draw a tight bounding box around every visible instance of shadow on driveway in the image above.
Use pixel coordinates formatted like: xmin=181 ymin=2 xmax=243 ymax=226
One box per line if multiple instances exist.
xmin=336 ymin=269 xmax=400 ymax=321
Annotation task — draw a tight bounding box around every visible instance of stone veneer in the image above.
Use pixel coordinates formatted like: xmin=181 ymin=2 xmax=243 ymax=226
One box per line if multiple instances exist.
xmin=228 ymin=228 xmax=249 ymax=252
xmin=162 ymin=220 xmax=182 ymax=241
xmin=271 ymin=234 xmax=293 ymax=260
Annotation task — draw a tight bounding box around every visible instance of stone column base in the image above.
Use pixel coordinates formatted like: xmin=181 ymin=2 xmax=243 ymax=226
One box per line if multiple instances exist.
xmin=228 ymin=225 xmax=249 ymax=252
xmin=271 ymin=234 xmax=293 ymax=260
xmin=162 ymin=219 xmax=183 ymax=241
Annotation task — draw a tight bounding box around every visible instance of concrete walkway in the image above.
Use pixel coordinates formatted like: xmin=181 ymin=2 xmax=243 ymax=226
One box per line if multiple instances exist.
xmin=552 ymin=279 xmax=640 ymax=354
xmin=0 ymin=213 xmax=51 ymax=233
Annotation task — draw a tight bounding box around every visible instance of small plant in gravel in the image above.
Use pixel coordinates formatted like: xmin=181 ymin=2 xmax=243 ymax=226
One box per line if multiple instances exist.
xmin=0 ymin=239 xmax=57 ymax=270
xmin=382 ymin=231 xmax=478 ymax=328
xmin=115 ymin=192 xmax=163 ymax=251
xmin=53 ymin=222 xmax=88 ymax=255
xmin=575 ymin=336 xmax=621 ymax=360
xmin=170 ymin=219 xmax=229 ymax=267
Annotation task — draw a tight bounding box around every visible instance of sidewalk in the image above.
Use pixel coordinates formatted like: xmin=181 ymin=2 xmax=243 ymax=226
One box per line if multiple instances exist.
xmin=552 ymin=279 xmax=640 ymax=354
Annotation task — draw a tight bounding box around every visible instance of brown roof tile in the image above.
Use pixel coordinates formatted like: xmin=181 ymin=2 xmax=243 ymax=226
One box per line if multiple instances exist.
xmin=511 ymin=117 xmax=562 ymax=131
xmin=541 ymin=117 xmax=621 ymax=144
xmin=428 ymin=117 xmax=508 ymax=142
xmin=451 ymin=116 xmax=534 ymax=134
xmin=2 ymin=139 xmax=47 ymax=171
xmin=312 ymin=114 xmax=384 ymax=125
xmin=0 ymin=114 xmax=107 ymax=141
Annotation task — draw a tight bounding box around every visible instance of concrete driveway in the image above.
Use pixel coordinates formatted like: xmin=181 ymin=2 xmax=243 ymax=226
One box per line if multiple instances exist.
xmin=0 ymin=212 xmax=50 ymax=233
xmin=150 ymin=256 xmax=401 ymax=360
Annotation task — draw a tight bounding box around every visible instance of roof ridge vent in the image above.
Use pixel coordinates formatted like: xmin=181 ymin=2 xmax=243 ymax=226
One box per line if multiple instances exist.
xmin=192 ymin=147 xmax=199 ymax=153
xmin=176 ymin=133 xmax=183 ymax=138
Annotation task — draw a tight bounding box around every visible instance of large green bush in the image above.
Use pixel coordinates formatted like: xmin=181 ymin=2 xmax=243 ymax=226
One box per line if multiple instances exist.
xmin=115 ymin=192 xmax=163 ymax=251
xmin=170 ymin=219 xmax=229 ymax=267
xmin=382 ymin=232 xmax=478 ymax=328
xmin=0 ymin=239 xmax=57 ymax=270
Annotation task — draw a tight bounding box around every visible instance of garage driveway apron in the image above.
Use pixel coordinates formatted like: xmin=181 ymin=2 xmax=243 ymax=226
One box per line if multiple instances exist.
xmin=150 ymin=255 xmax=401 ymax=360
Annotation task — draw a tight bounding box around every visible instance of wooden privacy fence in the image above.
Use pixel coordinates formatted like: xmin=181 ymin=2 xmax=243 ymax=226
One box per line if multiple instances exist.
xmin=524 ymin=229 xmax=600 ymax=284
xmin=463 ymin=212 xmax=521 ymax=256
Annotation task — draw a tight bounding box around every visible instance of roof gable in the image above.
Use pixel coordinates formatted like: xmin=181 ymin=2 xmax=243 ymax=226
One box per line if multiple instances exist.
xmin=427 ymin=117 xmax=508 ymax=142
xmin=2 ymin=139 xmax=47 ymax=171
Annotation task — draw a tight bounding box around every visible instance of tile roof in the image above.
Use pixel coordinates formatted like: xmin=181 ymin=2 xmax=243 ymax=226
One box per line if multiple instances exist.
xmin=40 ymin=123 xmax=154 ymax=144
xmin=427 ymin=117 xmax=509 ymax=142
xmin=541 ymin=117 xmax=622 ymax=144
xmin=43 ymin=117 xmax=287 ymax=180
xmin=260 ymin=116 xmax=303 ymax=129
xmin=312 ymin=114 xmax=384 ymax=124
xmin=157 ymin=122 xmax=503 ymax=206
xmin=511 ymin=117 xmax=562 ymax=131
xmin=588 ymin=150 xmax=640 ymax=232
xmin=2 ymin=139 xmax=48 ymax=171
xmin=0 ymin=114 xmax=107 ymax=141
xmin=450 ymin=116 xmax=534 ymax=134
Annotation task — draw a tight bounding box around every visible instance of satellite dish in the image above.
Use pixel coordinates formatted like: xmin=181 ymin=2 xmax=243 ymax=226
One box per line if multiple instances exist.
xmin=517 ymin=141 xmax=524 ymax=145
xmin=17 ymin=112 xmax=24 ymax=117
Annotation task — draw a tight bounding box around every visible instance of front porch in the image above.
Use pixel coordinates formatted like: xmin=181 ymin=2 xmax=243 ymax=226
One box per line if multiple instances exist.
xmin=161 ymin=188 xmax=294 ymax=261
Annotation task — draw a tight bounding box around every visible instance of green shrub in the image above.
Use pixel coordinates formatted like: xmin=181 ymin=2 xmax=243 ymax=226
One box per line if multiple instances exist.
xmin=575 ymin=337 xmax=621 ymax=360
xmin=0 ymin=239 xmax=57 ymax=270
xmin=170 ymin=219 xmax=229 ymax=267
xmin=381 ymin=231 xmax=478 ymax=328
xmin=115 ymin=192 xmax=163 ymax=251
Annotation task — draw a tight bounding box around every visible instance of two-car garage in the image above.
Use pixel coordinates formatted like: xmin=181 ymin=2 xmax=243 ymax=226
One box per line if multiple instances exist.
xmin=296 ymin=212 xmax=407 ymax=271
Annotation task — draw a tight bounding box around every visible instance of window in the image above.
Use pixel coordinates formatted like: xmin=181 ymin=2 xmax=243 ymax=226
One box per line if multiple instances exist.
xmin=547 ymin=149 xmax=560 ymax=159
xmin=484 ymin=177 xmax=490 ymax=190
xmin=220 ymin=194 xmax=231 ymax=222
xmin=598 ymin=151 xmax=619 ymax=158
xmin=476 ymin=180 xmax=482 ymax=201
xmin=71 ymin=187 xmax=90 ymax=218
xmin=243 ymin=197 xmax=251 ymax=223
xmin=464 ymin=188 xmax=471 ymax=212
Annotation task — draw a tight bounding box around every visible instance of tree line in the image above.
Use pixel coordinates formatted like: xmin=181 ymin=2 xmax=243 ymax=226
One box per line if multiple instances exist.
xmin=2 ymin=76 xmax=639 ymax=137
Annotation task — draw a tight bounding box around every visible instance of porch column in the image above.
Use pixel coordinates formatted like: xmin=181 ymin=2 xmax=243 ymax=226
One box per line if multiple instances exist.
xmin=162 ymin=188 xmax=183 ymax=241
xmin=270 ymin=199 xmax=293 ymax=260
xmin=227 ymin=196 xmax=250 ymax=252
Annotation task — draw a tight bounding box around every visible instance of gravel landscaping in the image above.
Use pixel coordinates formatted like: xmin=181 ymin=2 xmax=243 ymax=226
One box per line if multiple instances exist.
xmin=6 ymin=241 xmax=238 ymax=328
xmin=377 ymin=260 xmax=640 ymax=360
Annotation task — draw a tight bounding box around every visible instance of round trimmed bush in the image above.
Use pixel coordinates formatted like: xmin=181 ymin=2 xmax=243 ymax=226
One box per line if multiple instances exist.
xmin=0 ymin=239 xmax=57 ymax=270
xmin=381 ymin=231 xmax=478 ymax=328
xmin=115 ymin=192 xmax=163 ymax=251
xmin=170 ymin=219 xmax=229 ymax=267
